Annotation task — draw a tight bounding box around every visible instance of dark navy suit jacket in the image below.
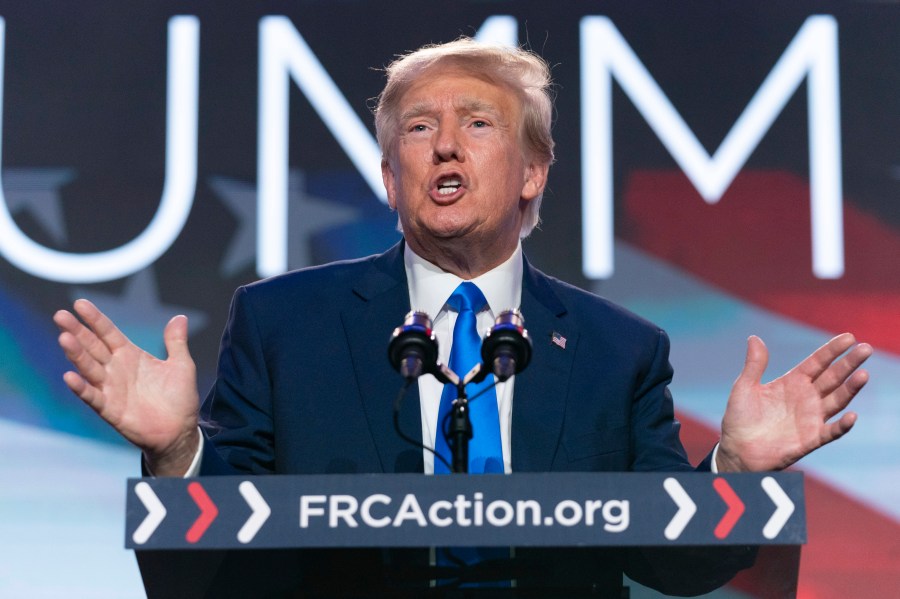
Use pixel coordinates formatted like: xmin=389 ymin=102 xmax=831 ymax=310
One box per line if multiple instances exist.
xmin=184 ymin=242 xmax=752 ymax=597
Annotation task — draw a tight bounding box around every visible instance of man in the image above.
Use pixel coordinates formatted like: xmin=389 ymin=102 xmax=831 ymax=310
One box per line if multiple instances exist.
xmin=55 ymin=39 xmax=871 ymax=597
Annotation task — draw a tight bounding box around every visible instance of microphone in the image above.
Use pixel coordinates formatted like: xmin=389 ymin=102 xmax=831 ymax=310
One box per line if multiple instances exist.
xmin=388 ymin=311 xmax=439 ymax=380
xmin=388 ymin=312 xmax=455 ymax=473
xmin=479 ymin=309 xmax=532 ymax=382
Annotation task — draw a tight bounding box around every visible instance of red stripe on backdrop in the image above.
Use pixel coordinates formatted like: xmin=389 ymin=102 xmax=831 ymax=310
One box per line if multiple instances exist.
xmin=678 ymin=411 xmax=900 ymax=598
xmin=622 ymin=170 xmax=900 ymax=356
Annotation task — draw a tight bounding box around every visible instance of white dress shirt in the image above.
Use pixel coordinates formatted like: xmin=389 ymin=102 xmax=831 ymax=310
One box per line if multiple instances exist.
xmin=403 ymin=243 xmax=522 ymax=475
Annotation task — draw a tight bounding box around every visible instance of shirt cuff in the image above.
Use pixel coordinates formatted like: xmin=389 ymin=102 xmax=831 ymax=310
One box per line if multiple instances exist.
xmin=182 ymin=428 xmax=204 ymax=477
xmin=710 ymin=443 xmax=720 ymax=474
xmin=141 ymin=427 xmax=204 ymax=478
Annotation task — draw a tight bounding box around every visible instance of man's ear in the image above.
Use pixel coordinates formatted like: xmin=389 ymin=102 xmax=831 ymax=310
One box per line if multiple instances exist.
xmin=382 ymin=158 xmax=397 ymax=210
xmin=521 ymin=160 xmax=549 ymax=202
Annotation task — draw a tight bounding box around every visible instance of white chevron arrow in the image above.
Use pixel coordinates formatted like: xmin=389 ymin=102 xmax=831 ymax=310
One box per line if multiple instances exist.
xmin=761 ymin=476 xmax=795 ymax=539
xmin=133 ymin=482 xmax=167 ymax=544
xmin=237 ymin=481 xmax=271 ymax=543
xmin=663 ymin=477 xmax=697 ymax=540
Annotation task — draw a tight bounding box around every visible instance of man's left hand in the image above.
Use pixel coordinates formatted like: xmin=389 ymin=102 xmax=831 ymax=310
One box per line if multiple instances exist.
xmin=716 ymin=333 xmax=872 ymax=473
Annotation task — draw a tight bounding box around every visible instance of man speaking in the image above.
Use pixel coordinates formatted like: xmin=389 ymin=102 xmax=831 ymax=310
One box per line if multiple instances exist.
xmin=54 ymin=39 xmax=871 ymax=596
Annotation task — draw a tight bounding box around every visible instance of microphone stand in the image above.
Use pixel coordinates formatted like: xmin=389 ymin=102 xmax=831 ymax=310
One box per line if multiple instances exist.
xmin=447 ymin=363 xmax=492 ymax=474
xmin=448 ymin=381 xmax=472 ymax=474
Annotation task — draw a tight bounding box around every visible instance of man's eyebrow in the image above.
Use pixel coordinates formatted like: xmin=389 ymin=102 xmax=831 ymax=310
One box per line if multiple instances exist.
xmin=399 ymin=98 xmax=503 ymax=123
xmin=456 ymin=97 xmax=501 ymax=116
xmin=399 ymin=101 xmax=436 ymax=122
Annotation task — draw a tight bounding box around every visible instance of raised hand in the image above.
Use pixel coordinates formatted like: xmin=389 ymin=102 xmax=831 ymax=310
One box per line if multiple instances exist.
xmin=54 ymin=299 xmax=200 ymax=476
xmin=716 ymin=333 xmax=872 ymax=473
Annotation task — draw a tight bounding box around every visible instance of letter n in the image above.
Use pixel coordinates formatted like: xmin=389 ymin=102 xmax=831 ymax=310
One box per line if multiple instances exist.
xmin=256 ymin=16 xmax=518 ymax=277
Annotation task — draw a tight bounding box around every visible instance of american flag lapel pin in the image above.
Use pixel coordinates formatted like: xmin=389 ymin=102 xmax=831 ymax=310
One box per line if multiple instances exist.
xmin=551 ymin=331 xmax=567 ymax=349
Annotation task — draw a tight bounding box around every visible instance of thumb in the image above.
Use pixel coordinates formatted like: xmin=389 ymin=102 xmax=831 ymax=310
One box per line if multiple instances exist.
xmin=736 ymin=335 xmax=769 ymax=387
xmin=163 ymin=315 xmax=192 ymax=362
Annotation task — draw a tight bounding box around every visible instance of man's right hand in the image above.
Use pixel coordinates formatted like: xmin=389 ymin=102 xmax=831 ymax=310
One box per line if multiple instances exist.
xmin=54 ymin=299 xmax=201 ymax=476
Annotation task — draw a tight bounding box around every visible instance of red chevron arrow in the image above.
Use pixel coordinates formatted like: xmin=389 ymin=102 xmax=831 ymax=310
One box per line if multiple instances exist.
xmin=186 ymin=481 xmax=219 ymax=543
xmin=713 ymin=478 xmax=745 ymax=539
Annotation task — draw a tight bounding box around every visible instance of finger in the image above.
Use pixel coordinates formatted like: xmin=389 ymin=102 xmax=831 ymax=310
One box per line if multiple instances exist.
xmin=57 ymin=330 xmax=110 ymax=385
xmin=53 ymin=308 xmax=80 ymax=333
xmin=72 ymin=299 xmax=132 ymax=353
xmin=820 ymin=411 xmax=857 ymax=445
xmin=795 ymin=333 xmax=857 ymax=380
xmin=163 ymin=315 xmax=193 ymax=362
xmin=61 ymin=370 xmax=106 ymax=413
xmin=54 ymin=309 xmax=93 ymax=342
xmin=735 ymin=335 xmax=769 ymax=387
xmin=54 ymin=307 xmax=113 ymax=364
xmin=814 ymin=342 xmax=873 ymax=396
xmin=822 ymin=368 xmax=869 ymax=419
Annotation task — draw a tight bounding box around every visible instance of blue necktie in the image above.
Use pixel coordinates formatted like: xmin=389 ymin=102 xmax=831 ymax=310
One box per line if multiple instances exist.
xmin=434 ymin=282 xmax=503 ymax=474
xmin=433 ymin=283 xmax=507 ymax=586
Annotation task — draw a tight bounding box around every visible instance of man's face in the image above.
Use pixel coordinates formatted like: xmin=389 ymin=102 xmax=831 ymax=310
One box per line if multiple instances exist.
xmin=381 ymin=67 xmax=547 ymax=269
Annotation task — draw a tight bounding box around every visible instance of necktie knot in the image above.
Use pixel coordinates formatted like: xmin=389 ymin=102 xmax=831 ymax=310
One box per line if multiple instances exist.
xmin=446 ymin=282 xmax=487 ymax=315
xmin=445 ymin=283 xmax=487 ymax=376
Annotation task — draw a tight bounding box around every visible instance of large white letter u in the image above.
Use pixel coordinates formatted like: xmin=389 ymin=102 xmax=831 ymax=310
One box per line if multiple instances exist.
xmin=0 ymin=16 xmax=199 ymax=283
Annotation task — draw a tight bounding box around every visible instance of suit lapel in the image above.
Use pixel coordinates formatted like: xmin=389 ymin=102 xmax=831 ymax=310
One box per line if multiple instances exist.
xmin=341 ymin=243 xmax=425 ymax=473
xmin=511 ymin=262 xmax=578 ymax=472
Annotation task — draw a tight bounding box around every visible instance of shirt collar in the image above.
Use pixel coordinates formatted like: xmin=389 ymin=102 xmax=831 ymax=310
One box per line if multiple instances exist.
xmin=404 ymin=242 xmax=523 ymax=320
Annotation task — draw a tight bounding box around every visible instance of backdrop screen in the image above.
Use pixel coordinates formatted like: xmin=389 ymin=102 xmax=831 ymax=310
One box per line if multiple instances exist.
xmin=0 ymin=1 xmax=897 ymax=597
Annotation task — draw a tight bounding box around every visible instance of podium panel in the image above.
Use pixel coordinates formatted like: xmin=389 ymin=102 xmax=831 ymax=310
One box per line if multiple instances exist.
xmin=126 ymin=472 xmax=804 ymax=550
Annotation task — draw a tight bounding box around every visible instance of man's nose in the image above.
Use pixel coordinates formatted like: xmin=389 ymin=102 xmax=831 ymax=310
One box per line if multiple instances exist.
xmin=432 ymin=125 xmax=464 ymax=163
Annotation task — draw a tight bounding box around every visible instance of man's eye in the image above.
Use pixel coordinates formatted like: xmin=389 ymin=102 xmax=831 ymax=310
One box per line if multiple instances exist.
xmin=410 ymin=124 xmax=427 ymax=132
xmin=472 ymin=120 xmax=488 ymax=128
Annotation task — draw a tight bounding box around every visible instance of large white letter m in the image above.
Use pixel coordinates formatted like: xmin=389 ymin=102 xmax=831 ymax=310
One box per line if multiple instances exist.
xmin=580 ymin=15 xmax=843 ymax=279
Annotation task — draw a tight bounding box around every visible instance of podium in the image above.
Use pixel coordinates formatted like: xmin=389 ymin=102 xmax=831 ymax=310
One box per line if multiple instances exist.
xmin=127 ymin=472 xmax=804 ymax=597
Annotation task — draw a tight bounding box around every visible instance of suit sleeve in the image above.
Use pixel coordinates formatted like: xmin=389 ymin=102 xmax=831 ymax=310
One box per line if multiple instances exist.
xmin=628 ymin=329 xmax=694 ymax=472
xmin=198 ymin=286 xmax=276 ymax=475
xmin=624 ymin=328 xmax=757 ymax=595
